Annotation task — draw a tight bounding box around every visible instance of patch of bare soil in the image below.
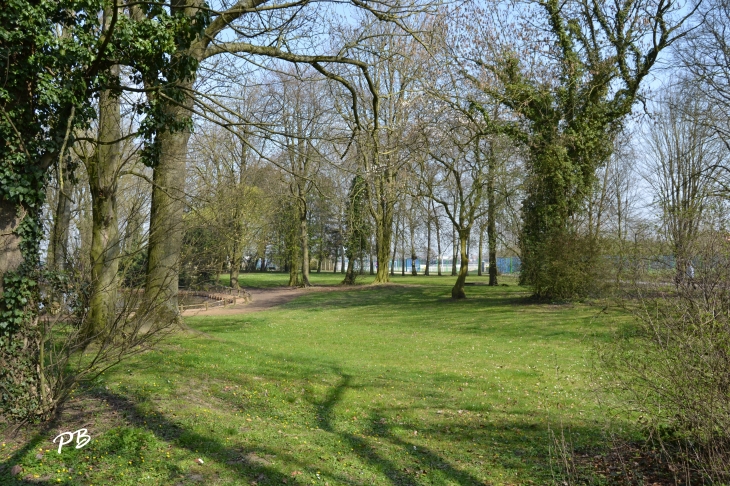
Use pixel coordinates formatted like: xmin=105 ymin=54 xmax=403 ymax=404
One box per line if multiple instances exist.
xmin=181 ymin=285 xmax=357 ymax=317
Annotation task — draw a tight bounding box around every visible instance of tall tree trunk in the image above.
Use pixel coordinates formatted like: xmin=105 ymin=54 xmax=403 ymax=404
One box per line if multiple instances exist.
xmin=83 ymin=65 xmax=122 ymax=342
xmin=342 ymin=248 xmax=357 ymax=285
xmin=478 ymin=226 xmax=484 ymax=277
xmin=401 ymin=229 xmax=406 ymax=276
xmin=435 ymin=204 xmax=442 ymax=276
xmin=288 ymin=235 xmax=300 ymax=286
xmin=425 ymin=214 xmax=431 ymax=276
xmin=299 ymin=199 xmax=311 ymax=287
xmin=317 ymin=223 xmax=324 ymax=273
xmin=340 ymin=248 xmax=345 ymax=274
xmin=48 ymin=167 xmax=74 ymax=272
xmin=230 ymin=240 xmax=241 ymax=289
xmin=374 ymin=214 xmax=393 ymax=282
xmin=368 ymin=168 xmax=394 ymax=283
xmin=451 ymin=226 xmax=458 ymax=276
xmin=0 ymin=200 xmax=24 ymax=297
xmin=369 ymin=235 xmax=374 ymax=275
xmin=288 ymin=256 xmax=300 ymax=286
xmin=488 ymin=214 xmax=498 ymax=287
xmin=144 ymin=80 xmax=193 ymax=322
xmin=410 ymin=219 xmax=417 ymax=276
xmin=332 ymin=245 xmax=338 ymax=274
xmin=452 ymin=228 xmax=471 ymax=299
xmin=487 ymin=155 xmax=498 ymax=286
xmin=389 ymin=215 xmax=398 ymax=276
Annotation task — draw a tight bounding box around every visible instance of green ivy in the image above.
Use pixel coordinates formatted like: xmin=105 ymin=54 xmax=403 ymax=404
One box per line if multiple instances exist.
xmin=0 ymin=0 xmax=209 ymax=422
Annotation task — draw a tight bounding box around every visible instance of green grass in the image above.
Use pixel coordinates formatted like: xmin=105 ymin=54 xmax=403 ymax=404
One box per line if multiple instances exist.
xmin=1 ymin=274 xmax=628 ymax=485
xmin=222 ymin=270 xmax=522 ymax=289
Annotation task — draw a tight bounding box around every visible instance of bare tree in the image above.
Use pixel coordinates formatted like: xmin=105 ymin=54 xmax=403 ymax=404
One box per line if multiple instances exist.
xmin=643 ymin=86 xmax=725 ymax=285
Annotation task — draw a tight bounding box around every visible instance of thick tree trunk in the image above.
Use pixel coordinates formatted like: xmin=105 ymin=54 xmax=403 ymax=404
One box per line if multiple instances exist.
xmin=0 ymin=199 xmax=24 ymax=297
xmin=372 ymin=192 xmax=394 ymax=284
xmin=144 ymin=82 xmax=193 ymax=322
xmin=230 ymin=244 xmax=241 ymax=289
xmin=342 ymin=249 xmax=357 ymax=285
xmin=340 ymin=248 xmax=345 ymax=274
xmin=452 ymin=228 xmax=470 ymax=299
xmin=83 ymin=70 xmax=122 ymax=342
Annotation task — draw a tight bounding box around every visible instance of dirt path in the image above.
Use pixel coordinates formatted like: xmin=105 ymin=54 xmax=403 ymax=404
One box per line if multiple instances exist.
xmin=181 ymin=285 xmax=350 ymax=317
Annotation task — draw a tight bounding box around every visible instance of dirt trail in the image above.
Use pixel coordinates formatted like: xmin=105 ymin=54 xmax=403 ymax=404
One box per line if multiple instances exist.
xmin=181 ymin=285 xmax=348 ymax=317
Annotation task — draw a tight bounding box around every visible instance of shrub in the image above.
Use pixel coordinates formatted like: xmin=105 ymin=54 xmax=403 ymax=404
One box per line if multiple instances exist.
xmin=605 ymin=233 xmax=730 ymax=481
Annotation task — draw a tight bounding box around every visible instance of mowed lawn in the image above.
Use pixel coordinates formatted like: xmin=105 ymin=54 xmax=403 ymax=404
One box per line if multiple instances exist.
xmin=1 ymin=274 xmax=627 ymax=485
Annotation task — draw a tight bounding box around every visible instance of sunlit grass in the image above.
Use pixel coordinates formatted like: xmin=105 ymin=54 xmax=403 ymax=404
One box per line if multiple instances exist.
xmin=1 ymin=275 xmax=627 ymax=485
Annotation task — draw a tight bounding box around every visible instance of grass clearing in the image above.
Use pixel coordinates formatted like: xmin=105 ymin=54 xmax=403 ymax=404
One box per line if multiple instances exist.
xmin=1 ymin=273 xmax=633 ymax=485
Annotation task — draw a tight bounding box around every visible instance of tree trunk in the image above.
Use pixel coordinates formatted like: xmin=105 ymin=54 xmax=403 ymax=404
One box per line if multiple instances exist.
xmin=389 ymin=217 xmax=398 ymax=277
xmin=83 ymin=67 xmax=122 ymax=343
xmin=371 ymin=184 xmax=394 ymax=283
xmin=435 ymin=205 xmax=442 ymax=276
xmin=487 ymin=155 xmax=498 ymax=286
xmin=452 ymin=228 xmax=470 ymax=299
xmin=340 ymin=248 xmax=345 ymax=274
xmin=342 ymin=248 xmax=357 ymax=285
xmin=410 ymin=220 xmax=417 ymax=276
xmin=144 ymin=80 xmax=193 ymax=323
xmin=369 ymin=235 xmax=375 ymax=275
xmin=478 ymin=226 xmax=484 ymax=277
xmin=288 ymin=243 xmax=300 ymax=287
xmin=0 ymin=200 xmax=24 ymax=297
xmin=230 ymin=243 xmax=241 ymax=289
xmin=425 ymin=215 xmax=431 ymax=276
xmin=333 ymin=245 xmax=338 ymax=274
xmin=299 ymin=200 xmax=311 ymax=287
xmin=401 ymin=230 xmax=406 ymax=276
xmin=451 ymin=226 xmax=458 ymax=276
xmin=48 ymin=168 xmax=73 ymax=272
xmin=317 ymin=224 xmax=324 ymax=273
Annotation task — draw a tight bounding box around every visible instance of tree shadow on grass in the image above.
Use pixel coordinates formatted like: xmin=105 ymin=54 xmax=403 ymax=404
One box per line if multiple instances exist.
xmin=308 ymin=373 xmax=584 ymax=485
xmin=313 ymin=373 xmax=440 ymax=486
xmin=86 ymin=388 xmax=337 ymax=485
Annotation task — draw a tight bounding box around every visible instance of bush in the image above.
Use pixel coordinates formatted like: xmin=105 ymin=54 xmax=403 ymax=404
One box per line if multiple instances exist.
xmin=521 ymin=231 xmax=610 ymax=300
xmin=605 ymin=233 xmax=730 ymax=481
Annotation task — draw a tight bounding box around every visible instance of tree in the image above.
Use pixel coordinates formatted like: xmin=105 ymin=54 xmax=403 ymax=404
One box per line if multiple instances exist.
xmin=643 ymin=86 xmax=725 ymax=285
xmin=680 ymin=0 xmax=730 ymax=151
xmin=140 ymin=0 xmax=411 ymax=318
xmin=332 ymin=16 xmax=429 ymax=283
xmin=463 ymin=0 xmax=699 ymax=298
xmin=343 ymin=173 xmax=370 ymax=284
xmin=185 ymin=119 xmax=271 ymax=288
xmin=0 ymin=0 xmax=203 ymax=421
xmin=420 ymin=120 xmax=491 ymax=298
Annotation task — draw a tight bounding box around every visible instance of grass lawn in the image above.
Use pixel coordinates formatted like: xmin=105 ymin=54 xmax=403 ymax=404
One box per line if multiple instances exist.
xmin=1 ymin=273 xmax=631 ymax=485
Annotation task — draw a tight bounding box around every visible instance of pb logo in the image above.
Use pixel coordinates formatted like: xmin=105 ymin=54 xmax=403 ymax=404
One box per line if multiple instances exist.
xmin=53 ymin=428 xmax=91 ymax=454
